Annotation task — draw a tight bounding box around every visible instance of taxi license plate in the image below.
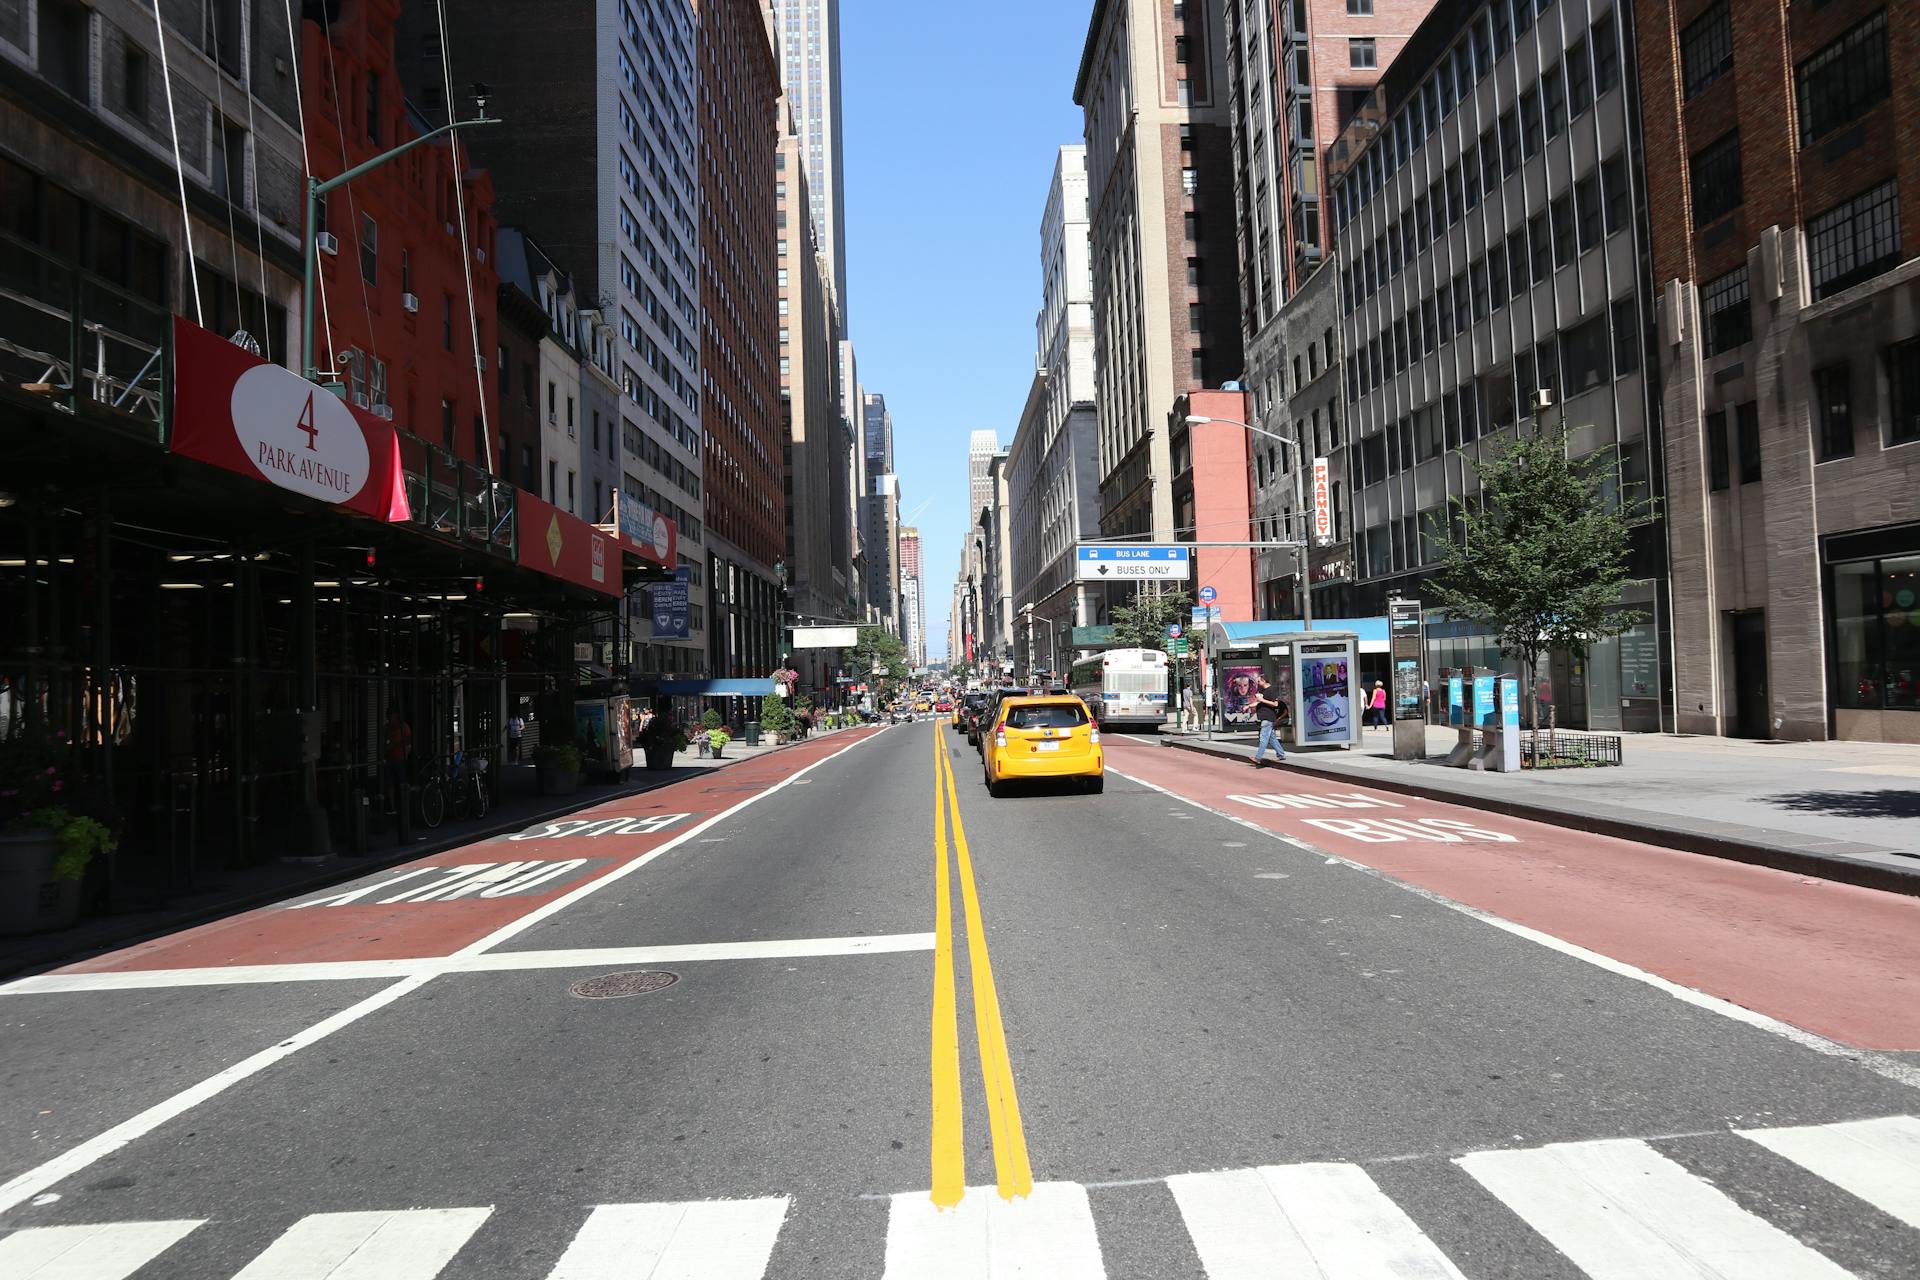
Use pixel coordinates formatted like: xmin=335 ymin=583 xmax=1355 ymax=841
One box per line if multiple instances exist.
xmin=1036 ymin=740 xmax=1062 ymax=752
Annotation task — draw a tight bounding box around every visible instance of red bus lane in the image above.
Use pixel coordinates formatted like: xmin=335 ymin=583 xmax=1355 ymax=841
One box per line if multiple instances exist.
xmin=60 ymin=729 xmax=884 ymax=975
xmin=1103 ymin=738 xmax=1920 ymax=1052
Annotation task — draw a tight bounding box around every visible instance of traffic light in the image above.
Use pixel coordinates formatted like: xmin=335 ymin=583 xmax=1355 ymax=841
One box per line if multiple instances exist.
xmin=363 ymin=548 xmax=377 ymax=569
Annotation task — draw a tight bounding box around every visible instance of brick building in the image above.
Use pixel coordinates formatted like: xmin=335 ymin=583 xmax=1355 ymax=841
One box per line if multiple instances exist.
xmin=1637 ymin=0 xmax=1920 ymax=740
xmin=302 ymin=0 xmax=499 ymax=471
xmin=1075 ymin=0 xmax=1244 ymax=543
xmin=697 ymin=0 xmax=784 ymax=681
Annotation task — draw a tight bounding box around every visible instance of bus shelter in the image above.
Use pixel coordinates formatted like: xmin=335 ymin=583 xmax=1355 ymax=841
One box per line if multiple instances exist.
xmin=1206 ymin=621 xmax=1370 ymax=749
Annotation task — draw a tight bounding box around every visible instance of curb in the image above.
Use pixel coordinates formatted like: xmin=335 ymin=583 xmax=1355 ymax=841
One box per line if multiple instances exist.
xmin=1158 ymin=737 xmax=1920 ymax=898
xmin=0 ymin=731 xmax=860 ymax=980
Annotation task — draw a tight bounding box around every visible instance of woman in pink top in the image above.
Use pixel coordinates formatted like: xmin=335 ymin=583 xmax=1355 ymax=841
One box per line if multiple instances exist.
xmin=1367 ymin=680 xmax=1388 ymax=729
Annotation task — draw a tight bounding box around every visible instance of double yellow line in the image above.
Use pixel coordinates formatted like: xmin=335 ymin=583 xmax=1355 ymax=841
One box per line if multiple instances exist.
xmin=930 ymin=727 xmax=1033 ymax=1207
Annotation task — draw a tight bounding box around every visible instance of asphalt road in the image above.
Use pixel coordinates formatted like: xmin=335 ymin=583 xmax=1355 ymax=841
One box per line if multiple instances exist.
xmin=2 ymin=719 xmax=1917 ymax=1278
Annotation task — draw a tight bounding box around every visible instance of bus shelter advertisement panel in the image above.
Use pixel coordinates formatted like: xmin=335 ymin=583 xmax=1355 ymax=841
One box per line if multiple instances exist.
xmin=1221 ymin=665 xmax=1263 ymax=726
xmin=1297 ymin=646 xmax=1353 ymax=744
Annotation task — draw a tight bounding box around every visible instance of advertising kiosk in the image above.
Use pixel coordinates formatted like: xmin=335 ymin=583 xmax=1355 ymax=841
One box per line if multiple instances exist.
xmin=1279 ymin=633 xmax=1362 ymax=750
xmin=573 ymin=694 xmax=635 ymax=781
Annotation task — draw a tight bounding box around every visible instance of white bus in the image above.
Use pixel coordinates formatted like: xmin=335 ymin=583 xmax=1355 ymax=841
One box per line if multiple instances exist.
xmin=1070 ymin=648 xmax=1171 ymax=729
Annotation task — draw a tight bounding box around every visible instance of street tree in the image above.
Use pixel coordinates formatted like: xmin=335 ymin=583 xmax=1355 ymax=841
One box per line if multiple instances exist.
xmin=1108 ymin=587 xmax=1192 ymax=651
xmin=1427 ymin=419 xmax=1651 ymax=728
xmin=844 ymin=626 xmax=910 ymax=703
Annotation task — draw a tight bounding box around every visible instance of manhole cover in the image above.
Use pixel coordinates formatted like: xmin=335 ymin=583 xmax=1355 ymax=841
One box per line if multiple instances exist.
xmin=569 ymin=971 xmax=679 ymax=999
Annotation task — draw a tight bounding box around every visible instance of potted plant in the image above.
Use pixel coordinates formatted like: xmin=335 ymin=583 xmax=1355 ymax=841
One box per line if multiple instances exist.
xmin=759 ymin=697 xmax=792 ymax=745
xmin=1 ymin=726 xmax=115 ymax=934
xmin=706 ymin=725 xmax=732 ymax=759
xmin=533 ymin=742 xmax=583 ymax=796
xmin=638 ymin=717 xmax=686 ymax=771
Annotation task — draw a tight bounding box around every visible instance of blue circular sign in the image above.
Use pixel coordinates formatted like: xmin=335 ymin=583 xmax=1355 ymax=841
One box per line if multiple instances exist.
xmin=1167 ymin=623 xmax=1183 ymax=639
xmin=1199 ymin=586 xmax=1218 ymax=603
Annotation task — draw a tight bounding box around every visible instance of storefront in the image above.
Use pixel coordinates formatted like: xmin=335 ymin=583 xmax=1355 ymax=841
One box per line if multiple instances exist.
xmin=1826 ymin=523 xmax=1920 ymax=742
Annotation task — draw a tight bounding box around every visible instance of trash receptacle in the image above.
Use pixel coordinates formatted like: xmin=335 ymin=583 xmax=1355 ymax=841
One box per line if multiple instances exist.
xmin=744 ymin=720 xmax=761 ymax=746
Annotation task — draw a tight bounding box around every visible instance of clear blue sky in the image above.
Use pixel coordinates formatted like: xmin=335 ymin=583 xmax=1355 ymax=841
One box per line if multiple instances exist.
xmin=841 ymin=0 xmax=1091 ymax=664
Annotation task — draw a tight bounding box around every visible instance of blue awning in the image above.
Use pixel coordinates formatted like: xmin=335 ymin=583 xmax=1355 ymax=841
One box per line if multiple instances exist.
xmin=648 ymin=678 xmax=777 ymax=696
xmin=1215 ymin=617 xmax=1388 ymax=646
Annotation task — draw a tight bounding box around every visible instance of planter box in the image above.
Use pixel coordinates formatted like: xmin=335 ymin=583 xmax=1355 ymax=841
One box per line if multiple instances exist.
xmin=643 ymin=746 xmax=675 ymax=772
xmin=0 ymin=829 xmax=83 ymax=934
xmin=536 ymin=766 xmax=581 ymax=796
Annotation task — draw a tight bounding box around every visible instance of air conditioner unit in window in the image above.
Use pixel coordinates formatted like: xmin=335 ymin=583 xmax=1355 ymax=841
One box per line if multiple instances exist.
xmin=402 ymin=292 xmax=419 ymax=313
xmin=372 ymin=403 xmax=395 ymax=420
xmin=548 ymin=411 xmax=558 ymax=425
xmin=316 ymin=232 xmax=339 ymax=256
xmin=475 ymin=354 xmax=487 ymax=371
xmin=350 ymin=391 xmax=370 ymax=409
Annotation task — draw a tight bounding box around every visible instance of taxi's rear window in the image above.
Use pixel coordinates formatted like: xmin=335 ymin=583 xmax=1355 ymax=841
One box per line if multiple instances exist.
xmin=1005 ymin=703 xmax=1088 ymax=729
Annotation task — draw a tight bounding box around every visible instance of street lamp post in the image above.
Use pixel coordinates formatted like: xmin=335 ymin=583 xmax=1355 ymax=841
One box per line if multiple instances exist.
xmin=1186 ymin=414 xmax=1314 ymax=633
xmin=302 ymin=92 xmax=501 ymax=387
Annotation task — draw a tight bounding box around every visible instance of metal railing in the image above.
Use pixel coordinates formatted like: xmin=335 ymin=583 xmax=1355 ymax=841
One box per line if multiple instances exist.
xmin=395 ymin=431 xmax=517 ymax=558
xmin=0 ymin=229 xmax=169 ymax=436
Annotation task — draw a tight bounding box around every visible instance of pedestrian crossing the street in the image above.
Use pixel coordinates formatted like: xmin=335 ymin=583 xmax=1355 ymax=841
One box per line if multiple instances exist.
xmin=2 ymin=1115 xmax=1914 ymax=1278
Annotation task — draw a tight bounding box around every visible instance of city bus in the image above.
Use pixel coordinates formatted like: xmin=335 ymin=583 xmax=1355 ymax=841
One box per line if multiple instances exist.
xmin=1069 ymin=647 xmax=1171 ymax=730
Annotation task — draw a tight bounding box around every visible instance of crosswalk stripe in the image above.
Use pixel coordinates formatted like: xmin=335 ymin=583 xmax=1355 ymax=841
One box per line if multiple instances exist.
xmin=1168 ymin=1163 xmax=1466 ymax=1279
xmin=0 ymin=1219 xmax=201 ymax=1279
xmin=882 ymin=1182 xmax=1105 ymax=1279
xmin=229 ymin=1207 xmax=491 ymax=1280
xmin=1738 ymin=1114 xmax=1920 ymax=1231
xmin=1458 ymin=1138 xmax=1855 ymax=1280
xmin=545 ymin=1198 xmax=789 ymax=1279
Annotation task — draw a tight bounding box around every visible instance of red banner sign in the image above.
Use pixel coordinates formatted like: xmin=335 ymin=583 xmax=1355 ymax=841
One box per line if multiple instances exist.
xmin=1311 ymin=457 xmax=1332 ymax=543
xmin=516 ymin=489 xmax=620 ymax=598
xmin=170 ymin=318 xmax=410 ymax=522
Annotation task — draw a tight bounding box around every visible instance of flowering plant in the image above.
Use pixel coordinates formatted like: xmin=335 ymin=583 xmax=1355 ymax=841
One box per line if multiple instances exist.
xmin=0 ymin=724 xmax=115 ymax=881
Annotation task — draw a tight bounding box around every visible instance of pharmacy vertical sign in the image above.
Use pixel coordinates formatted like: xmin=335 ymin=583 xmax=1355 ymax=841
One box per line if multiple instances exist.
xmin=1311 ymin=457 xmax=1332 ymax=546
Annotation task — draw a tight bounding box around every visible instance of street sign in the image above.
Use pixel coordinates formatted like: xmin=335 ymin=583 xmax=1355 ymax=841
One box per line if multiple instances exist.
xmin=1311 ymin=457 xmax=1332 ymax=545
xmin=1074 ymin=544 xmax=1192 ymax=581
xmin=1171 ymin=638 xmax=1189 ymax=655
xmin=1167 ymin=623 xmax=1183 ymax=639
xmin=1198 ymin=585 xmax=1218 ymax=604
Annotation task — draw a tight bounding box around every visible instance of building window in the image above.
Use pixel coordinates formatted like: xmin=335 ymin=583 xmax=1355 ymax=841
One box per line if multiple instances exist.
xmin=1175 ymin=36 xmax=1189 ymax=63
xmin=1187 ymin=258 xmax=1203 ymax=286
xmin=1807 ymin=180 xmax=1901 ymax=300
xmin=1601 ymin=155 xmax=1628 ymax=237
xmin=1681 ymin=3 xmax=1733 ymax=99
xmin=1350 ymin=39 xmax=1376 ymax=69
xmin=1701 ymin=267 xmax=1751 ymax=356
xmin=1191 ymin=349 xmax=1207 ymax=382
xmin=1815 ymin=363 xmax=1853 ymax=461
xmin=1543 ymin=65 xmax=1567 ymax=139
xmin=1889 ymin=340 xmax=1920 ymax=447
xmin=1706 ymin=410 xmax=1731 ymax=491
xmin=1591 ymin=13 xmax=1620 ymax=95
xmin=1574 ymin=172 xmax=1602 ymax=252
xmin=359 ymin=213 xmax=377 ymax=285
xmin=1563 ymin=314 xmax=1611 ymax=394
xmin=38 ymin=0 xmax=89 ymax=98
xmin=1189 ymin=302 xmax=1205 ymax=331
xmin=1520 ymin=87 xmax=1542 ymax=157
xmin=1689 ymin=132 xmax=1742 ymax=229
xmin=1347 ymin=0 xmax=1372 ymax=13
xmin=442 ymin=294 xmax=454 ymax=349
xmin=1834 ymin=555 xmax=1920 ymax=709
xmin=1566 ymin=37 xmax=1592 ymax=117
xmin=1736 ymin=402 xmax=1762 ymax=483
xmin=440 ymin=398 xmax=455 ymax=449
xmin=366 ymin=71 xmax=381 ymax=145
xmin=1550 ymin=194 xmax=1574 ymax=269
xmin=1797 ymin=11 xmax=1890 ymax=146
xmin=1612 ymin=298 xmax=1640 ymax=376
xmin=121 ymin=43 xmax=150 ymax=122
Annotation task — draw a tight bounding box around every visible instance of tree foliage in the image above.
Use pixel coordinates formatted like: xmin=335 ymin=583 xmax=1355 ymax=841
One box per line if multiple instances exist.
xmin=844 ymin=626 xmax=910 ymax=701
xmin=1107 ymin=587 xmax=1191 ymax=651
xmin=1427 ymin=420 xmax=1650 ymax=725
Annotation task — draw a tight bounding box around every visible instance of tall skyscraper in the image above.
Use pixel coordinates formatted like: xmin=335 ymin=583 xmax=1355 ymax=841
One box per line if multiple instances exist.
xmin=863 ymin=392 xmax=893 ymax=476
xmin=697 ymin=0 xmax=784 ymax=680
xmin=406 ymin=0 xmax=708 ymax=672
xmin=771 ymin=0 xmax=847 ymax=320
xmin=968 ymin=429 xmax=1001 ymax=519
xmin=1076 ymin=0 xmax=1243 ymax=540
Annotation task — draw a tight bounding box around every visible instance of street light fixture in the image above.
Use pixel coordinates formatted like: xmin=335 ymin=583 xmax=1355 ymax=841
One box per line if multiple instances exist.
xmin=1185 ymin=413 xmax=1315 ymax=632
xmin=301 ymin=93 xmax=503 ymax=387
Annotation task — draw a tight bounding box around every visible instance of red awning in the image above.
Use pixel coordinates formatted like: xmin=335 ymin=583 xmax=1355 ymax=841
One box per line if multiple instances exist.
xmin=516 ymin=489 xmax=621 ymax=598
xmin=169 ymin=317 xmax=410 ymax=523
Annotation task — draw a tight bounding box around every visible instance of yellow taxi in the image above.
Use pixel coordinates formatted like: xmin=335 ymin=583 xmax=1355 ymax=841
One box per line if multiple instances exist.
xmin=981 ymin=695 xmax=1103 ymax=797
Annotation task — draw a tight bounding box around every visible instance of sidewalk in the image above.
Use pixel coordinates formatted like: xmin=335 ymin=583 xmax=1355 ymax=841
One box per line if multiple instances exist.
xmin=0 ymin=725 xmax=865 ymax=979
xmin=1156 ymin=723 xmax=1920 ymax=896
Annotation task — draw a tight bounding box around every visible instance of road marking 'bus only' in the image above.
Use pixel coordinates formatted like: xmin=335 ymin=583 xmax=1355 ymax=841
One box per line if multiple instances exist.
xmin=1302 ymin=817 xmax=1518 ymax=844
xmin=1227 ymin=792 xmax=1404 ymax=811
xmin=286 ymin=859 xmax=607 ymax=908
xmin=508 ymin=813 xmax=692 ymax=840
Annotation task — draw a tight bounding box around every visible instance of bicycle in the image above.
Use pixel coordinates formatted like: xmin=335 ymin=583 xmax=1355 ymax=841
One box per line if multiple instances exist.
xmin=412 ymin=751 xmax=489 ymax=829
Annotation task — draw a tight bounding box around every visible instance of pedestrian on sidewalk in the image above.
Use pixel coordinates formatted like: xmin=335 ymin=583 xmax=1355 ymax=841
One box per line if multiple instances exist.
xmin=1367 ymin=681 xmax=1388 ymax=729
xmin=1250 ymin=675 xmax=1286 ymax=767
xmin=382 ymin=707 xmax=412 ymax=813
xmin=507 ymin=712 xmax=525 ymax=763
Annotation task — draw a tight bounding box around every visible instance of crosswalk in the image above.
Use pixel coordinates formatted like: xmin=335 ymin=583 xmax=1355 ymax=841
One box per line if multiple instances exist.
xmin=2 ymin=1115 xmax=1914 ymax=1278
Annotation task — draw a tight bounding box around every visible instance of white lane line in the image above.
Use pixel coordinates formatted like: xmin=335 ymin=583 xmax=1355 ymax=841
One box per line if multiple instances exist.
xmin=882 ymin=1182 xmax=1105 ymax=1279
xmin=2 ymin=933 xmax=938 ymax=994
xmin=1103 ymin=761 xmax=1920 ymax=1092
xmin=546 ymin=1198 xmax=789 ymax=1279
xmin=1738 ymin=1114 xmax=1920 ymax=1230
xmin=1168 ymin=1163 xmax=1465 ymax=1279
xmin=0 ymin=732 xmax=888 ymax=1214
xmin=231 ymin=1207 xmax=491 ymax=1280
xmin=0 ymin=1218 xmax=202 ymax=1278
xmin=1458 ymin=1138 xmax=1854 ymax=1280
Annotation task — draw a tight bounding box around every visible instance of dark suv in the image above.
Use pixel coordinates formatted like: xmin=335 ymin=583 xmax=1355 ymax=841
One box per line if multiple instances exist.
xmin=958 ymin=693 xmax=991 ymax=741
xmin=973 ymin=687 xmax=1035 ymax=753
